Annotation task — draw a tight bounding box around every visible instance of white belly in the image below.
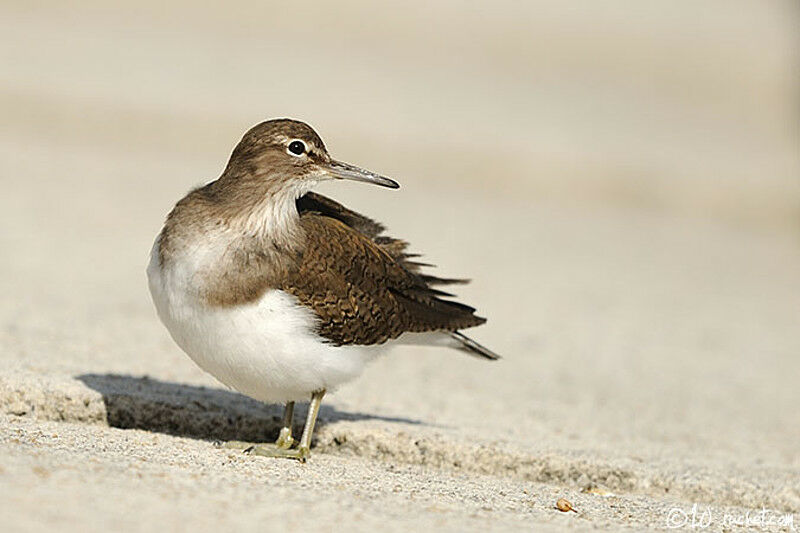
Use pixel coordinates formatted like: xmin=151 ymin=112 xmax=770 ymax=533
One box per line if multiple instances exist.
xmin=147 ymin=241 xmax=382 ymax=402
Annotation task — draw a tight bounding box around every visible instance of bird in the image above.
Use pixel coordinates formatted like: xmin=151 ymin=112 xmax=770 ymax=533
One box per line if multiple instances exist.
xmin=147 ymin=118 xmax=499 ymax=461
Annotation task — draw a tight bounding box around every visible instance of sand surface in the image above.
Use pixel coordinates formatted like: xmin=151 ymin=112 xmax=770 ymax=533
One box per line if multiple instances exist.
xmin=1 ymin=2 xmax=798 ymax=531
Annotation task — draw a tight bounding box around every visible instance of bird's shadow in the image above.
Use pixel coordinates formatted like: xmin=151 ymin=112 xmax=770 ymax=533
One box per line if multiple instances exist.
xmin=77 ymin=373 xmax=423 ymax=443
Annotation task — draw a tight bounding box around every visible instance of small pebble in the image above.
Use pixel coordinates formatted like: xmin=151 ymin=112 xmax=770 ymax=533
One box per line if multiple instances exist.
xmin=556 ymin=498 xmax=577 ymax=513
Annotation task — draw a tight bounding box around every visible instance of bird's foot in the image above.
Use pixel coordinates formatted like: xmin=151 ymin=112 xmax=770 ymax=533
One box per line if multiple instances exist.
xmin=248 ymin=443 xmax=310 ymax=463
xmin=217 ymin=438 xmax=308 ymax=462
xmin=275 ymin=427 xmax=295 ymax=449
xmin=218 ymin=440 xmax=256 ymax=450
xmin=214 ymin=393 xmax=322 ymax=464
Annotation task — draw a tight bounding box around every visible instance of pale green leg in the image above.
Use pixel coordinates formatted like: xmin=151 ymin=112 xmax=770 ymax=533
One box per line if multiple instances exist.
xmin=222 ymin=392 xmax=325 ymax=462
xmin=251 ymin=389 xmax=325 ymax=462
xmin=223 ymin=401 xmax=295 ymax=451
xmin=275 ymin=401 xmax=295 ymax=449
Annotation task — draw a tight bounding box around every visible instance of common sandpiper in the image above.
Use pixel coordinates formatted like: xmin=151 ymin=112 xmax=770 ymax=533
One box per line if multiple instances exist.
xmin=147 ymin=119 xmax=498 ymax=461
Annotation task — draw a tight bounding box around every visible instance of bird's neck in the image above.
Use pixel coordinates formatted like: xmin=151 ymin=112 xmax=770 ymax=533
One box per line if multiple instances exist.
xmin=210 ymin=172 xmax=315 ymax=250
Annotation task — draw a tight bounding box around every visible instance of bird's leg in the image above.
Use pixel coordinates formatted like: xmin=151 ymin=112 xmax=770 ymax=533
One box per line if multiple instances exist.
xmin=221 ymin=401 xmax=295 ymax=450
xmin=295 ymin=389 xmax=324 ymax=458
xmin=249 ymin=389 xmax=326 ymax=462
xmin=275 ymin=401 xmax=295 ymax=449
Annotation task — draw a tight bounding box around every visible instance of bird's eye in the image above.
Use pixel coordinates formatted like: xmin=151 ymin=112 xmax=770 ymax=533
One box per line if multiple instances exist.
xmin=287 ymin=140 xmax=307 ymax=156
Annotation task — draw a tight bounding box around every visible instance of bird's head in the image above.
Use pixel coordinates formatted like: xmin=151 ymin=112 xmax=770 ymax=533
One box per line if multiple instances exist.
xmin=221 ymin=119 xmax=399 ymax=192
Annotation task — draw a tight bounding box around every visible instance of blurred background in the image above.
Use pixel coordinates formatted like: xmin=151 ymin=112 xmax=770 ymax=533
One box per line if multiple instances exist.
xmin=2 ymin=0 xmax=799 ymax=476
xmin=3 ymin=1 xmax=798 ymax=228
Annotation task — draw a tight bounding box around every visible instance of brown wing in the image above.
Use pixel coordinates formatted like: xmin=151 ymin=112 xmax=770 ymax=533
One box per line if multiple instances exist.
xmin=285 ymin=196 xmax=485 ymax=346
xmin=296 ymin=191 xmax=385 ymax=238
xmin=296 ymin=192 xmax=469 ymax=288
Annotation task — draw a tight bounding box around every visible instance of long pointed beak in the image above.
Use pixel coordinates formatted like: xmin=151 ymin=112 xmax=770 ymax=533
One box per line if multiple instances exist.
xmin=326 ymin=160 xmax=400 ymax=189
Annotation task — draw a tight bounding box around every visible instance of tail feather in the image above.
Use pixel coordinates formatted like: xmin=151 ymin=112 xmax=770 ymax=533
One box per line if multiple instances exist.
xmin=449 ymin=331 xmax=501 ymax=360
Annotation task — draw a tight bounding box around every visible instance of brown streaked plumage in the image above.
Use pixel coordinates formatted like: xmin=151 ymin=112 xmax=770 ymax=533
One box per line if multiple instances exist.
xmin=147 ymin=118 xmax=498 ymax=461
xmin=157 ymin=120 xmax=489 ymax=349
xmin=286 ymin=200 xmax=486 ymax=346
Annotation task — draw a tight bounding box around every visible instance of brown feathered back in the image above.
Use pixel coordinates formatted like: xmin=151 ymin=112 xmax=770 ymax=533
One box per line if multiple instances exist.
xmin=290 ymin=192 xmax=485 ymax=345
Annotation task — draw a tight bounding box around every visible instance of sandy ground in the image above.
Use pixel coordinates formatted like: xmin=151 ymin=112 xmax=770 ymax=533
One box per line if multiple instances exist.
xmin=1 ymin=2 xmax=799 ymax=532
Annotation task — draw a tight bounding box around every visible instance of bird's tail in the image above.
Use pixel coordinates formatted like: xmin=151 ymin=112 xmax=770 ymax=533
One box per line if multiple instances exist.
xmin=449 ymin=331 xmax=501 ymax=360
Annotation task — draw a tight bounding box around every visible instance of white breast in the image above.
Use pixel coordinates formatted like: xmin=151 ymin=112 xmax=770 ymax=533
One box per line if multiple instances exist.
xmin=146 ymin=238 xmax=382 ymax=402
